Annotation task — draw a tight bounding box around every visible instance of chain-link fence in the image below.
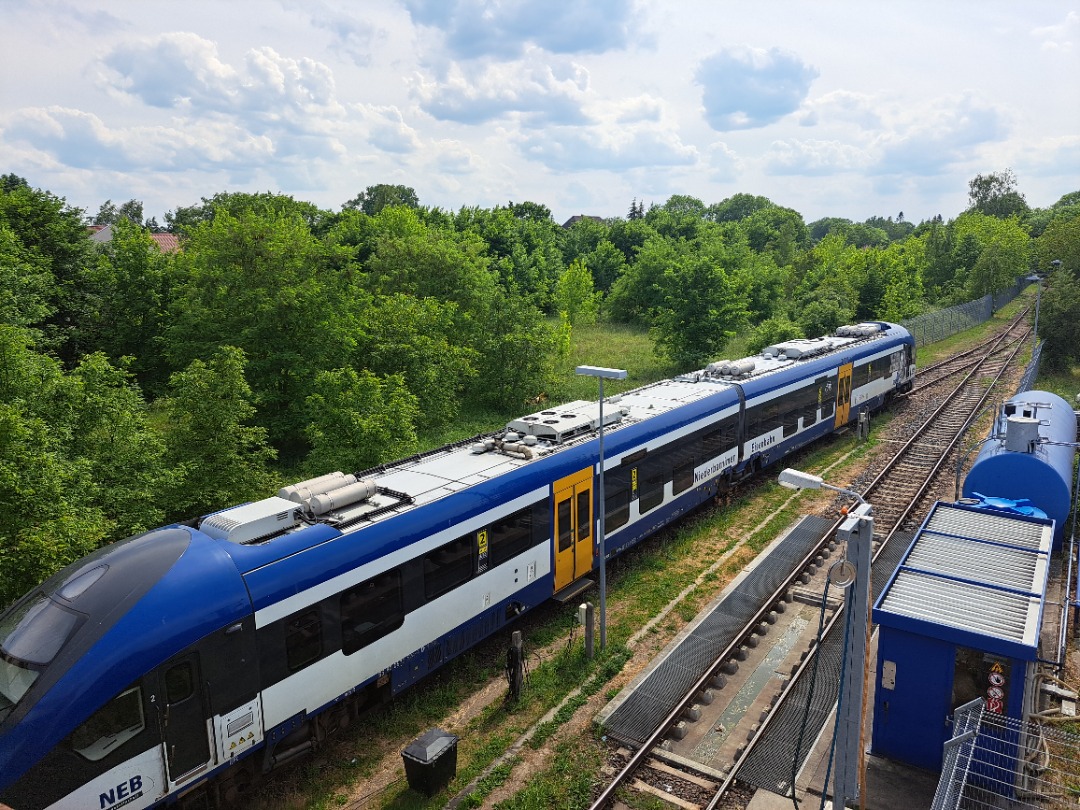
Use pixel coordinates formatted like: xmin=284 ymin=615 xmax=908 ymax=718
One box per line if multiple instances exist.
xmin=901 ymin=277 xmax=1029 ymax=347
xmin=1016 ymin=340 xmax=1043 ymax=394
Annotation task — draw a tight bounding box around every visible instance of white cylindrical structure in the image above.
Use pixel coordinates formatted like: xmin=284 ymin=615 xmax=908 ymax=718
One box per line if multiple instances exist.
xmin=279 ymin=472 xmax=357 ymax=503
xmin=308 ymin=480 xmax=377 ymax=515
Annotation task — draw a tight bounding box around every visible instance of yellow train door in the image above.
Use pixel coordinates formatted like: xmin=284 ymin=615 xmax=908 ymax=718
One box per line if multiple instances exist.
xmin=834 ymin=362 xmax=853 ymax=428
xmin=553 ymin=467 xmax=594 ymax=593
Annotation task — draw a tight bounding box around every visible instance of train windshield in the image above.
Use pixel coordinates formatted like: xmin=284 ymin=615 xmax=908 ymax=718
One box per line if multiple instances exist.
xmin=0 ymin=593 xmax=83 ymax=722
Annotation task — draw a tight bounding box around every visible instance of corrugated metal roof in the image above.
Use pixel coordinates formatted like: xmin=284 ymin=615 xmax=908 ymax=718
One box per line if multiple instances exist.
xmin=923 ymin=504 xmax=1047 ymax=550
xmin=875 ymin=502 xmax=1052 ymax=655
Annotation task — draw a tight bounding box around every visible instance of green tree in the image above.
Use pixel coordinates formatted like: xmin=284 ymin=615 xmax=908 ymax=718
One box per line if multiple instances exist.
xmin=746 ymin=315 xmax=804 ymax=354
xmin=790 ymin=234 xmax=861 ymax=335
xmin=1034 ymin=214 xmax=1080 ymax=275
xmin=0 ymin=180 xmax=93 ymax=360
xmin=706 ymin=193 xmax=775 ymax=223
xmin=0 ymin=326 xmax=110 ymax=605
xmin=343 ymin=184 xmax=420 ymax=216
xmin=967 ymin=169 xmax=1029 ymax=219
xmin=367 ymin=207 xmax=498 ymax=313
xmin=165 ymin=209 xmax=357 ymax=455
xmin=84 ymin=218 xmax=172 ymax=391
xmin=467 ymin=292 xmax=564 ymax=409
xmin=651 ymin=253 xmax=749 ymax=368
xmin=953 ymin=212 xmax=1030 ymax=299
xmin=360 ymin=294 xmax=478 ymax=430
xmin=583 ymin=239 xmax=627 ymax=295
xmin=93 ymin=198 xmax=144 ymax=226
xmin=741 ymin=206 xmax=807 ymax=266
xmin=606 ymin=235 xmax=674 ymax=325
xmin=159 ymin=346 xmax=277 ymax=521
xmin=1038 ymin=267 xmax=1080 ymax=372
xmin=553 ymin=259 xmax=601 ymax=326
xmin=877 ymin=240 xmax=926 ymax=321
xmin=0 ymin=222 xmax=55 ymax=329
xmin=917 ymin=215 xmax=955 ymax=299
xmin=166 ymin=191 xmax=329 ymax=236
xmin=65 ymin=353 xmax=169 ymax=539
xmin=454 ymin=205 xmax=563 ymax=303
xmin=304 ymin=367 xmax=420 ymax=473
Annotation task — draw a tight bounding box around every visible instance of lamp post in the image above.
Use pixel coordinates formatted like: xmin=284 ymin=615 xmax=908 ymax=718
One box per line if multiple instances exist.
xmin=778 ymin=468 xmax=873 ymax=809
xmin=576 ymin=365 xmax=628 ymax=650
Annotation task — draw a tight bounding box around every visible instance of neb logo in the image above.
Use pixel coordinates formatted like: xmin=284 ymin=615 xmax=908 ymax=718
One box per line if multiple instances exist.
xmin=99 ymin=775 xmax=143 ymax=809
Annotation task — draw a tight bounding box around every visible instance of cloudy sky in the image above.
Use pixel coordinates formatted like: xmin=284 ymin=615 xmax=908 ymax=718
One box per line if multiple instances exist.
xmin=3 ymin=1 xmax=1078 ymax=226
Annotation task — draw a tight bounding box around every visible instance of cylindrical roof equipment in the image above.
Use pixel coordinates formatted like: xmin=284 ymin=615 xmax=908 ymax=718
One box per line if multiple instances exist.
xmin=962 ymin=390 xmax=1076 ymax=548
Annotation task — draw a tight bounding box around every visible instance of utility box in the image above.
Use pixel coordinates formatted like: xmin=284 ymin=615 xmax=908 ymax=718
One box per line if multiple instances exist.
xmin=402 ymin=728 xmax=459 ymax=797
xmin=871 ymin=501 xmax=1052 ymax=772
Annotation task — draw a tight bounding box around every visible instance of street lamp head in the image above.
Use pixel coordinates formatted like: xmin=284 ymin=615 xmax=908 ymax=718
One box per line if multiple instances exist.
xmin=576 ymin=366 xmax=628 ymax=380
xmin=778 ymin=468 xmax=824 ymax=490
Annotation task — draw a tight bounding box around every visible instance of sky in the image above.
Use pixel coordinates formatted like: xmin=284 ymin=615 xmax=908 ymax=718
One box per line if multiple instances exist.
xmin=3 ymin=1 xmax=1079 ymax=227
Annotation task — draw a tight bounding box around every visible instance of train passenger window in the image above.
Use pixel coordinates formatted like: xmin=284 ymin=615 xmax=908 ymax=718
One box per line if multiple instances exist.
xmin=69 ymin=686 xmax=145 ymax=761
xmin=489 ymin=508 xmax=538 ymax=567
xmin=340 ymin=570 xmax=404 ymax=655
xmin=605 ymin=486 xmax=630 ymax=531
xmin=673 ymin=459 xmax=695 ymax=494
xmin=701 ymin=429 xmax=723 ymax=459
xmin=424 ymin=535 xmax=474 ymax=599
xmin=638 ymin=468 xmax=665 ymax=514
xmin=782 ymin=407 xmax=799 ymax=437
xmin=285 ymin=610 xmax=323 ymax=672
xmin=819 ymin=376 xmax=835 ymax=419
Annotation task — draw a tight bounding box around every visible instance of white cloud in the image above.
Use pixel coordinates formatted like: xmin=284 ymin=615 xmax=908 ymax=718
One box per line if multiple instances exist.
xmin=284 ymin=0 xmax=382 ymax=66
xmin=411 ymin=52 xmax=590 ymax=124
xmin=705 ymin=142 xmax=740 ymax=183
xmin=3 ymin=106 xmax=276 ymax=173
xmin=871 ymin=94 xmax=1009 ymax=176
xmin=1032 ymin=10 xmax=1078 ymax=53
xmin=796 ymin=90 xmax=881 ymax=130
xmin=695 ymin=46 xmax=819 ymax=131
xmin=359 ymin=104 xmax=423 ymax=153
xmin=403 ymin=0 xmax=647 ymax=59
xmin=764 ymin=139 xmax=871 ymax=176
xmin=517 ymin=124 xmax=697 ymax=172
xmin=99 ymin=33 xmax=345 ymax=129
xmin=428 ymin=140 xmax=483 ymax=175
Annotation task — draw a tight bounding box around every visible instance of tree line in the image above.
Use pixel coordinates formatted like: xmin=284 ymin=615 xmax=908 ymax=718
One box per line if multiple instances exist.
xmin=1 ymin=169 xmax=1077 ymax=604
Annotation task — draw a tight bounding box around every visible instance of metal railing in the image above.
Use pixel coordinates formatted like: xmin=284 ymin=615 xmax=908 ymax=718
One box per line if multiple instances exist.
xmin=933 ymin=698 xmax=1080 ymax=810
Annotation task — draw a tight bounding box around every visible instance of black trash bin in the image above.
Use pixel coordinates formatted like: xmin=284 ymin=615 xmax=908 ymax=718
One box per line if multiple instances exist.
xmin=401 ymin=727 xmax=459 ymax=797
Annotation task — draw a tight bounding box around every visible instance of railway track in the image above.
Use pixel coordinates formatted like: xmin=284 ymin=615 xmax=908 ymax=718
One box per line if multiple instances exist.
xmin=589 ymin=313 xmax=1035 ymax=810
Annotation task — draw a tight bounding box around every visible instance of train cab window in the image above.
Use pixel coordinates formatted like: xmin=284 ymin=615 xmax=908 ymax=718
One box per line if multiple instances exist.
xmin=69 ymin=686 xmax=145 ymax=761
xmin=285 ymin=610 xmax=323 ymax=672
xmin=1 ymin=593 xmax=83 ymax=668
xmin=489 ymin=507 xmax=539 ymax=567
xmin=0 ymin=593 xmax=84 ymax=721
xmin=341 ymin=570 xmax=404 ymax=655
xmin=424 ymin=535 xmax=474 ymax=599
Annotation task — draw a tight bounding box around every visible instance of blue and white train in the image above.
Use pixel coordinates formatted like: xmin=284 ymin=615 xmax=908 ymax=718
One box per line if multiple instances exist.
xmin=0 ymin=322 xmax=914 ymax=809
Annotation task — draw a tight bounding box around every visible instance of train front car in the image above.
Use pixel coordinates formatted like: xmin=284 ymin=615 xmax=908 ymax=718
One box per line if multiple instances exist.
xmin=0 ymin=525 xmax=253 ymax=810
